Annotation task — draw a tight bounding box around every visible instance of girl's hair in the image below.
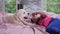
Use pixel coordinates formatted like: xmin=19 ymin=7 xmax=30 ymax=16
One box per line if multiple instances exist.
xmin=31 ymin=11 xmax=47 ymax=25
xmin=31 ymin=18 xmax=40 ymax=25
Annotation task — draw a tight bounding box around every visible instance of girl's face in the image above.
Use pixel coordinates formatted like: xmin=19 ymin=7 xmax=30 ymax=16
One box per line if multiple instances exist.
xmin=31 ymin=13 xmax=41 ymax=23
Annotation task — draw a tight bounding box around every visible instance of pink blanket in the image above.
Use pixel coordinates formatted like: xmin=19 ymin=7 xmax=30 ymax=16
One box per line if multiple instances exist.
xmin=0 ymin=23 xmax=48 ymax=34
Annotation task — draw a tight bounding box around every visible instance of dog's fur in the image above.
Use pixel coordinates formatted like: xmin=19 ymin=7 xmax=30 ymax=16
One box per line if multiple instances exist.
xmin=3 ymin=9 xmax=29 ymax=26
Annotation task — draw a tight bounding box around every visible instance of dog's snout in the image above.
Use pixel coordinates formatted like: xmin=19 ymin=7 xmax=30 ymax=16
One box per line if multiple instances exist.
xmin=24 ymin=17 xmax=28 ymax=19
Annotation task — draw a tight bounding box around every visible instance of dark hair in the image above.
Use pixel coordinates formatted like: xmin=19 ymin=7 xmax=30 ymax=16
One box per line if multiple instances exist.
xmin=31 ymin=18 xmax=40 ymax=25
xmin=31 ymin=11 xmax=47 ymax=25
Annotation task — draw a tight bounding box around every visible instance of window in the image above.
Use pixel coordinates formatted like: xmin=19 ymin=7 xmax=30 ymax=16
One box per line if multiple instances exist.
xmin=2 ymin=0 xmax=60 ymax=14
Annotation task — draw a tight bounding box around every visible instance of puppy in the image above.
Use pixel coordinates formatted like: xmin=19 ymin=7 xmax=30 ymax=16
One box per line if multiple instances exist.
xmin=3 ymin=9 xmax=30 ymax=26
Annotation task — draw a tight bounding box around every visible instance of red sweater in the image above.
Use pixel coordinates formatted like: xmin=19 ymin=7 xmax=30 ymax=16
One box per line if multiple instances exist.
xmin=38 ymin=16 xmax=52 ymax=27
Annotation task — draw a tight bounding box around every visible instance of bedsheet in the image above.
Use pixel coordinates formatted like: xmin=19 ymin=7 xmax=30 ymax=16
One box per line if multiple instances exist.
xmin=0 ymin=23 xmax=49 ymax=34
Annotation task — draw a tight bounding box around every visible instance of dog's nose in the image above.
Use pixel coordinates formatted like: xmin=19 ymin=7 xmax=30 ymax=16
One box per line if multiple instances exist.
xmin=24 ymin=17 xmax=28 ymax=19
xmin=28 ymin=13 xmax=30 ymax=15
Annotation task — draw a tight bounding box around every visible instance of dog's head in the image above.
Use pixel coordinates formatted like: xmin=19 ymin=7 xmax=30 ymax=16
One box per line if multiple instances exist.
xmin=16 ymin=9 xmax=29 ymax=20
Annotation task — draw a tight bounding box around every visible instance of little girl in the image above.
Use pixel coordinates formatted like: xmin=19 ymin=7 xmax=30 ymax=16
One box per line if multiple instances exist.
xmin=31 ymin=11 xmax=60 ymax=34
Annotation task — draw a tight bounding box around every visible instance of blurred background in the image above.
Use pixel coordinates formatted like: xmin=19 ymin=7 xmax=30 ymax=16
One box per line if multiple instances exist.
xmin=0 ymin=0 xmax=60 ymax=14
